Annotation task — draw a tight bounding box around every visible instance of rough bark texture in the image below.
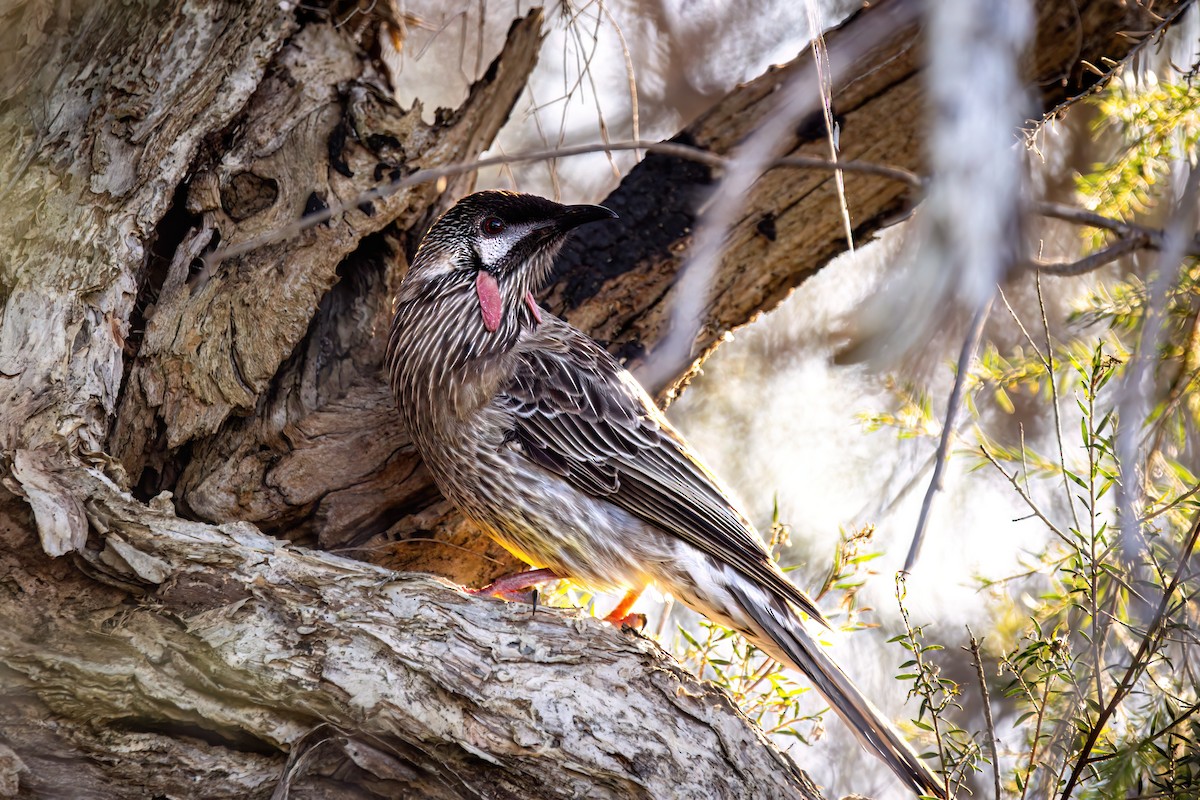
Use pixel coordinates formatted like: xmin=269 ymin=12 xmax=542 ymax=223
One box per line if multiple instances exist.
xmin=0 ymin=0 xmax=1192 ymax=797
xmin=0 ymin=472 xmax=819 ymax=799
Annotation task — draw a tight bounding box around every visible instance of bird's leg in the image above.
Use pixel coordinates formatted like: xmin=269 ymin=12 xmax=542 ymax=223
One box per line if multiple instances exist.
xmin=603 ymin=588 xmax=646 ymax=629
xmin=467 ymin=567 xmax=561 ymax=604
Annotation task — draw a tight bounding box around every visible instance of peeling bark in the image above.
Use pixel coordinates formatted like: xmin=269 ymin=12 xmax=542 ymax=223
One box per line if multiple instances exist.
xmin=0 ymin=0 xmax=1193 ymax=796
xmin=0 ymin=470 xmax=820 ymax=799
xmin=0 ymin=0 xmax=295 ymax=457
xmin=110 ymin=10 xmax=544 ymax=487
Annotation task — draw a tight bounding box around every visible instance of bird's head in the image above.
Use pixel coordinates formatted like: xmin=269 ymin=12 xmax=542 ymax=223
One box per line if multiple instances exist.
xmin=403 ymin=190 xmax=618 ymax=333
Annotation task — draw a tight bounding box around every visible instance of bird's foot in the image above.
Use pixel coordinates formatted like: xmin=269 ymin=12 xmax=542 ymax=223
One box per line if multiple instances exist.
xmin=466 ymin=567 xmax=560 ymax=604
xmin=604 ymin=611 xmax=647 ymax=630
xmin=602 ymin=589 xmax=646 ymax=629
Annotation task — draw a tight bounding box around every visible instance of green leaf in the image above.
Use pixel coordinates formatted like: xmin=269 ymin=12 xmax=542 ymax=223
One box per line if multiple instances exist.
xmin=1066 ymin=471 xmax=1089 ymax=490
xmin=995 ymin=386 xmax=1016 ymax=414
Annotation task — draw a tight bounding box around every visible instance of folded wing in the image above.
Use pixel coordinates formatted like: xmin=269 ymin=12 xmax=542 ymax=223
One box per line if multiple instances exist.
xmin=496 ymin=325 xmax=828 ymax=627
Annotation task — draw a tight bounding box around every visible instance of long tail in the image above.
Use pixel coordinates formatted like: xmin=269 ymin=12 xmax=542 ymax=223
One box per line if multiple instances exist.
xmin=725 ymin=580 xmax=947 ymax=799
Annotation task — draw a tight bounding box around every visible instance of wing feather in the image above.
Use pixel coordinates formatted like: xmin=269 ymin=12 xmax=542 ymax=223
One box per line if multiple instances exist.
xmin=499 ymin=326 xmax=827 ymax=626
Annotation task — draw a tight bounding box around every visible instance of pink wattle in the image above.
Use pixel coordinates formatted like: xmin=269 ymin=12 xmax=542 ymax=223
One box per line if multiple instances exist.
xmin=475 ymin=271 xmax=503 ymax=332
xmin=525 ymin=291 xmax=542 ymax=325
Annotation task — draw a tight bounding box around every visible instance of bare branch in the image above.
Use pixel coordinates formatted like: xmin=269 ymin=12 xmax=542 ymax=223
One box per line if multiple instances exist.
xmin=905 ymin=297 xmax=994 ymax=571
xmin=206 ymin=139 xmax=925 ymax=269
xmin=1028 ymin=234 xmax=1149 ymax=276
xmin=966 ymin=626 xmax=1002 ymax=800
xmin=0 ymin=463 xmax=822 ymax=799
xmin=1031 ymin=200 xmax=1200 ymax=258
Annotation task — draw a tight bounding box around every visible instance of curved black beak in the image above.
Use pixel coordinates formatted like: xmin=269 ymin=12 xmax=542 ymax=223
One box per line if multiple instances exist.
xmin=557 ymin=203 xmax=619 ymax=231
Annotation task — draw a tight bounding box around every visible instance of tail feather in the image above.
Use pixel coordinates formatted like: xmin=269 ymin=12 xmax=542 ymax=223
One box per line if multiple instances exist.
xmin=727 ymin=582 xmax=947 ymax=799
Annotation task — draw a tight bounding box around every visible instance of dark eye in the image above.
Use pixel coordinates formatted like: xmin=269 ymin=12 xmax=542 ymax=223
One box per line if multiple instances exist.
xmin=481 ymin=216 xmax=506 ymax=236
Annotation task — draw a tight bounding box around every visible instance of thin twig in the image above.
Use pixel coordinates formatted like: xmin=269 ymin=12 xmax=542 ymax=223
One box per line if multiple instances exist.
xmin=1130 ymin=697 xmax=1200 ymax=749
xmin=1032 ymin=200 xmax=1200 ymax=258
xmin=1038 ymin=274 xmax=1083 ymax=536
xmin=1140 ymin=480 xmax=1200 ymax=523
xmin=1020 ymin=424 xmax=1033 ymax=495
xmin=1084 ymin=356 xmax=1105 ymax=711
xmin=998 ymin=286 xmax=1049 ymax=366
xmin=595 ymin=1 xmax=639 ymax=159
xmin=1030 ymin=671 xmax=1059 ymax=800
xmin=803 ymin=0 xmax=854 ymax=253
xmin=205 ymin=138 xmax=924 ymax=268
xmin=198 ymin=136 xmax=1199 ymax=280
xmin=196 ymin=141 xmax=1193 ymax=280
xmin=1058 ymin=509 xmax=1200 ymax=799
xmin=966 ymin=626 xmax=1001 ymax=800
xmin=561 ymin=2 xmax=621 ymax=180
xmin=980 ymin=444 xmax=1073 ymax=546
xmin=997 ymin=281 xmax=1083 ymax=535
xmin=740 ymin=656 xmax=783 ymax=697
xmin=773 ymin=153 xmax=921 ymax=186
xmin=1029 ymin=234 xmax=1149 ymax=276
xmin=905 ymin=296 xmax=995 ymax=571
xmin=978 ymin=552 xmax=1074 ymax=589
xmin=1084 ymin=695 xmax=1195 ymax=772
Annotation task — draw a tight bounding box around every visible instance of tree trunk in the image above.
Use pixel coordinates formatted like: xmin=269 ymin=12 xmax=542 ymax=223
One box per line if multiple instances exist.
xmin=0 ymin=0 xmax=1191 ymax=797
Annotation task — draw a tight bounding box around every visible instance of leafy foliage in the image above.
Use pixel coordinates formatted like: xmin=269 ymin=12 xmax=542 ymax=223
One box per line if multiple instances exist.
xmin=862 ymin=72 xmax=1200 ymax=799
xmin=1077 ymin=79 xmax=1200 ymax=244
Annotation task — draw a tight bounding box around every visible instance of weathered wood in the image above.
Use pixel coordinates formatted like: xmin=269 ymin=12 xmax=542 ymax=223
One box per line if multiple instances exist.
xmin=0 ymin=2 xmax=824 ymax=796
xmin=0 ymin=0 xmax=296 ymax=458
xmin=99 ymin=11 xmax=545 ymax=582
xmin=0 ymin=468 xmax=821 ymax=800
xmin=109 ymin=10 xmax=545 ymax=489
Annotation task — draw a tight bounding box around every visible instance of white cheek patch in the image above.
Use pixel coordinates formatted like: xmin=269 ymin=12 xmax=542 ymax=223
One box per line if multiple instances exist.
xmin=477 ymin=222 xmax=537 ymax=270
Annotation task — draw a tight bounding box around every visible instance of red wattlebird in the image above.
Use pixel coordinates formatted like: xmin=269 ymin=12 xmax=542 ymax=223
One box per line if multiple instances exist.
xmin=387 ymin=190 xmax=944 ymax=798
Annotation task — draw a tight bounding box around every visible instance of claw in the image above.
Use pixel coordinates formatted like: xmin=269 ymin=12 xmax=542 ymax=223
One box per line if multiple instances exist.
xmin=606 ymin=611 xmax=647 ymax=630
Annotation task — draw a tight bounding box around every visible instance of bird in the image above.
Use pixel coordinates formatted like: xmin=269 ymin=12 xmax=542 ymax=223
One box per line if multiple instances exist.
xmin=386 ymin=190 xmax=945 ymax=798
